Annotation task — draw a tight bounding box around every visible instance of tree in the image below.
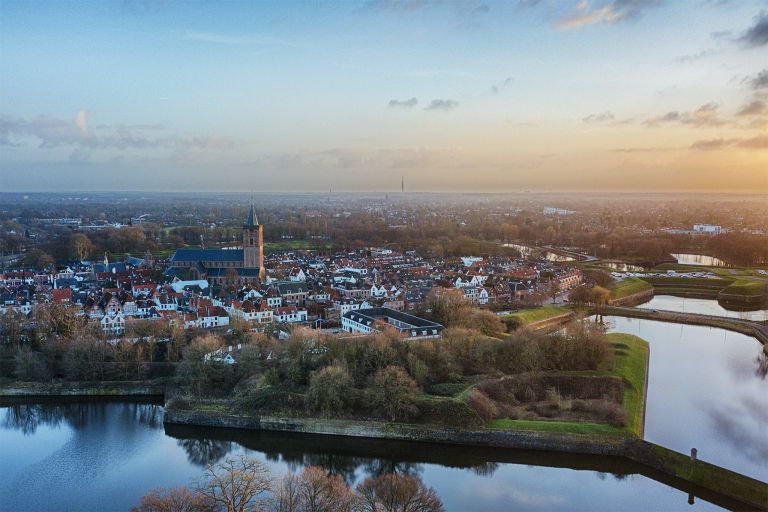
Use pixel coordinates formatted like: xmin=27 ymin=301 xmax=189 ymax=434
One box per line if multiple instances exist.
xmin=69 ymin=233 xmax=93 ymax=261
xmin=467 ymin=309 xmax=505 ymax=336
xmin=296 ymin=466 xmax=357 ymax=512
xmin=306 ymin=365 xmax=353 ymax=417
xmin=14 ymin=346 xmax=49 ymax=381
xmin=197 ymin=455 xmax=272 ymax=512
xmin=371 ymin=365 xmax=419 ymax=421
xmin=356 ymin=473 xmax=444 ymax=512
xmin=422 ymin=289 xmax=471 ymax=328
xmin=132 ymin=486 xmax=213 ymax=512
xmin=21 ymin=249 xmax=53 ymax=269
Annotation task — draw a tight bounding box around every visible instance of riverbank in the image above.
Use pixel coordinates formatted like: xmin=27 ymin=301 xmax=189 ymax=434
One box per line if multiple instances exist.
xmin=163 ymin=405 xmax=766 ymax=510
xmin=601 ymin=306 xmax=768 ymax=346
xmin=0 ymin=380 xmax=166 ymax=397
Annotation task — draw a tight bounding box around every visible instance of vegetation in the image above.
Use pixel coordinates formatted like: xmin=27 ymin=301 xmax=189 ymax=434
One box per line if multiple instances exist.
xmin=133 ymin=454 xmax=444 ymax=512
xmin=502 ymin=305 xmax=571 ymax=326
xmin=487 ymin=332 xmax=648 ymax=437
xmin=612 ymin=278 xmax=653 ymax=299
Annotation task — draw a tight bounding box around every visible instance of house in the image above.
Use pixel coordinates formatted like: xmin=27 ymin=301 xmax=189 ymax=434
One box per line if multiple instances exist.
xmin=274 ymin=305 xmax=308 ymax=323
xmin=277 ymin=281 xmax=309 ymax=306
xmin=101 ymin=312 xmax=125 ymax=335
xmin=196 ymin=305 xmax=230 ymax=329
xmin=341 ymin=307 xmax=444 ymax=339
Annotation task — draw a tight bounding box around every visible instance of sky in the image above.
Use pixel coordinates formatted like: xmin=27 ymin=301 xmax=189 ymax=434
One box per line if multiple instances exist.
xmin=1 ymin=0 xmax=767 ymax=193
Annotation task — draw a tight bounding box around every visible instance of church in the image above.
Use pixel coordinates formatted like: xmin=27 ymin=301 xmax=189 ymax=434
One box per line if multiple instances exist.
xmin=168 ymin=204 xmax=265 ymax=285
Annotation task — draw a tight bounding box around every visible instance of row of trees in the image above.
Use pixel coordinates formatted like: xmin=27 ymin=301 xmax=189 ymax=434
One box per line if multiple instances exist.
xmin=175 ymin=316 xmax=613 ymax=424
xmin=133 ymin=455 xmax=443 ymax=512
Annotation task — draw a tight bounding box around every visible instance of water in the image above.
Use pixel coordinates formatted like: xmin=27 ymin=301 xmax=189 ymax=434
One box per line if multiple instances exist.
xmin=503 ymin=242 xmax=535 ymax=258
xmin=671 ymin=254 xmax=730 ymax=267
xmin=637 ymin=295 xmax=768 ymax=321
xmin=601 ymin=316 xmax=767 ymax=481
xmin=502 ymin=243 xmax=576 ymax=262
xmin=0 ymin=399 xmax=730 ymax=512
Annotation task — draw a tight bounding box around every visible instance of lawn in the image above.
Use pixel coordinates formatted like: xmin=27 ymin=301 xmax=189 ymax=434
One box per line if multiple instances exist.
xmin=612 ymin=277 xmax=653 ymax=299
xmin=488 ymin=333 xmax=650 ymax=438
xmin=503 ymin=305 xmax=571 ymax=326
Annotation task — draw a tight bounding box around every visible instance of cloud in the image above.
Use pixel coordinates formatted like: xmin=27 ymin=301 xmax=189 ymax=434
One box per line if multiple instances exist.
xmin=582 ymin=111 xmax=615 ymax=123
xmin=0 ymin=113 xmax=234 ymax=151
xmin=388 ymin=97 xmax=418 ymax=108
xmin=645 ymin=102 xmax=724 ymax=127
xmin=739 ymin=11 xmax=768 ymax=47
xmin=74 ymin=110 xmax=88 ymax=135
xmin=674 ymin=48 xmax=714 ymax=63
xmin=736 ymin=100 xmax=767 ymax=116
xmin=750 ymin=69 xmax=768 ymax=89
xmin=424 ymin=99 xmax=459 ymax=111
xmin=690 ymin=135 xmax=768 ymax=150
xmin=557 ymin=0 xmax=662 ymax=29
xmin=491 ymin=76 xmax=514 ymax=94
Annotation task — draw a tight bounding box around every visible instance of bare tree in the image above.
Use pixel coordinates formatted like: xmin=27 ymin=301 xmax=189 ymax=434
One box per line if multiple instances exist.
xmin=356 ymin=473 xmax=443 ymax=512
xmin=132 ymin=486 xmax=213 ymax=512
xmin=296 ymin=466 xmax=357 ymax=512
xmin=197 ymin=455 xmax=272 ymax=512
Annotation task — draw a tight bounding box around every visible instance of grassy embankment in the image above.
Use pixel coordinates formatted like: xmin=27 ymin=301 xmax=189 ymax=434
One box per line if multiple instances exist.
xmin=641 ymin=264 xmax=767 ymax=300
xmin=612 ymin=277 xmax=653 ymax=299
xmin=502 ymin=305 xmax=571 ymax=326
xmin=488 ymin=333 xmax=649 ymax=438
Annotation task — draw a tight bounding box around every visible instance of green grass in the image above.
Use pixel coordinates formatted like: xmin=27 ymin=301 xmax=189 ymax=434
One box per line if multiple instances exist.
xmin=609 ymin=333 xmax=649 ymax=437
xmin=721 ymin=279 xmax=766 ymax=296
xmin=488 ymin=332 xmax=649 ymax=438
xmin=487 ymin=418 xmax=625 ymax=435
xmin=503 ymin=305 xmax=571 ymax=325
xmin=612 ymin=277 xmax=653 ymax=299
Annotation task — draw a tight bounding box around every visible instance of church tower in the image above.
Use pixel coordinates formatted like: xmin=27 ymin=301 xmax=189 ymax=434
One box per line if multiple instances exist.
xmin=243 ymin=202 xmax=265 ymax=280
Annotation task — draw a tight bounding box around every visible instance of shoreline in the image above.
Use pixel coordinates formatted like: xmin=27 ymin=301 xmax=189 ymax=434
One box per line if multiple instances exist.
xmin=159 ymin=407 xmax=766 ymax=510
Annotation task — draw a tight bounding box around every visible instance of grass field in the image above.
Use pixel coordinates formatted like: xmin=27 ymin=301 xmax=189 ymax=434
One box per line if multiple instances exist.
xmin=488 ymin=333 xmax=649 ymax=437
xmin=612 ymin=277 xmax=653 ymax=299
xmin=503 ymin=305 xmax=571 ymax=325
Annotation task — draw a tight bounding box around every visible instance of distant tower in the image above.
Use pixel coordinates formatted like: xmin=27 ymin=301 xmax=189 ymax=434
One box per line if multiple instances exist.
xmin=401 ymin=176 xmax=404 ymax=194
xmin=243 ymin=201 xmax=265 ymax=281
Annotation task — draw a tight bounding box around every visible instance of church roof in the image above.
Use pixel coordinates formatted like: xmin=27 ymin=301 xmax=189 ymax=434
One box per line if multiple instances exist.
xmin=245 ymin=204 xmax=258 ymax=227
xmin=171 ymin=248 xmax=244 ymax=263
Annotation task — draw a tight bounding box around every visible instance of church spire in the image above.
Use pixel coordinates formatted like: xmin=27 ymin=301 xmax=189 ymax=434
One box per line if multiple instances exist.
xmin=244 ymin=199 xmax=258 ymax=227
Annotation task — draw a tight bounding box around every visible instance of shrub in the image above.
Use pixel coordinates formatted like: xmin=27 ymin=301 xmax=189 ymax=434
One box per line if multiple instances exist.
xmin=414 ymin=396 xmax=483 ymax=428
xmin=467 ymin=389 xmax=498 ymax=422
xmin=14 ymin=347 xmax=49 ymax=381
xmin=589 ymin=397 xmax=628 ymax=427
xmin=305 ymin=365 xmax=353 ymax=417
xmin=370 ymin=365 xmax=419 ymax=421
xmin=425 ymin=382 xmax=467 ymax=397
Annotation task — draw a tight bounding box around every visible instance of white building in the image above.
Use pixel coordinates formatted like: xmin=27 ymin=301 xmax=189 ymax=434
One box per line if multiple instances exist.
xmin=693 ymin=224 xmax=722 ymax=234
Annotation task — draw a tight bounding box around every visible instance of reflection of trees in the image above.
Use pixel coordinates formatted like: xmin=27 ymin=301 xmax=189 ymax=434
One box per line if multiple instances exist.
xmin=469 ymin=461 xmax=499 ymax=477
xmin=1 ymin=401 xmax=162 ymax=436
xmin=2 ymin=404 xmax=65 ymax=435
xmin=756 ymin=352 xmax=767 ymax=380
xmin=362 ymin=459 xmax=424 ymax=479
xmin=177 ymin=438 xmax=233 ymax=466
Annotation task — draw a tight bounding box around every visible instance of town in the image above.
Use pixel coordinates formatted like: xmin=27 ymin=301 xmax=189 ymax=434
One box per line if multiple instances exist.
xmin=1 ymin=197 xmax=587 ymax=341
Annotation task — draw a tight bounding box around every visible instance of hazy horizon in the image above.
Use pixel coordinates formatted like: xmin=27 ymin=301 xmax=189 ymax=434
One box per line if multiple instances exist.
xmin=1 ymin=0 xmax=767 ymax=192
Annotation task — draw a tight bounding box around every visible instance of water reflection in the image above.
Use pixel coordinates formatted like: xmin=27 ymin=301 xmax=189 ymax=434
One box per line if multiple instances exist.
xmin=601 ymin=316 xmax=768 ymax=481
xmin=1 ymin=399 xmax=162 ymax=436
xmin=0 ymin=401 xmax=746 ymax=511
xmin=671 ymin=254 xmax=730 ymax=267
xmin=637 ymin=295 xmax=768 ymax=320
xmin=177 ymin=438 xmax=232 ymax=466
